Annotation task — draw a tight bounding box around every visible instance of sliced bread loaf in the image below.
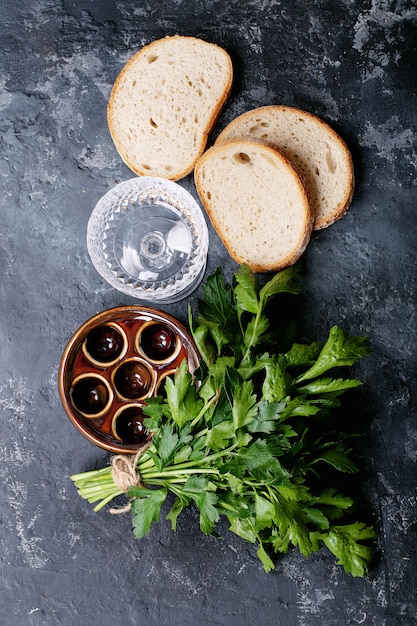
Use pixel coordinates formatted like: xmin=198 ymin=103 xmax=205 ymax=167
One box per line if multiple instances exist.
xmin=194 ymin=139 xmax=313 ymax=272
xmin=215 ymin=106 xmax=354 ymax=230
xmin=107 ymin=36 xmax=233 ymax=181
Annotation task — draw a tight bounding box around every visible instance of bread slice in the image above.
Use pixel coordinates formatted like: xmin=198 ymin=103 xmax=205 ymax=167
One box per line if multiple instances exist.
xmin=194 ymin=139 xmax=313 ymax=272
xmin=107 ymin=36 xmax=233 ymax=181
xmin=215 ymin=106 xmax=354 ymax=230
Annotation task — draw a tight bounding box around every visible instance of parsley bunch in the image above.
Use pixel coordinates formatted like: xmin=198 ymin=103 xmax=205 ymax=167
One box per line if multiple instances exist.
xmin=71 ymin=265 xmax=375 ymax=576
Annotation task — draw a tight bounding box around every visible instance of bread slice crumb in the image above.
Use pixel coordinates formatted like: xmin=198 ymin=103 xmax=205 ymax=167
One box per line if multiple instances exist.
xmin=107 ymin=36 xmax=233 ymax=181
xmin=195 ymin=139 xmax=313 ymax=272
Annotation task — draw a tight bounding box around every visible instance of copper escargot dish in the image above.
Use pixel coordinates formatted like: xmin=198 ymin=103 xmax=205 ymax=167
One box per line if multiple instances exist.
xmin=58 ymin=306 xmax=199 ymax=453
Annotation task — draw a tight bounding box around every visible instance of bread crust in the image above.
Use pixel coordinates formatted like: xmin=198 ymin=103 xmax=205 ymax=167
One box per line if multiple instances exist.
xmin=216 ymin=105 xmax=354 ymax=230
xmin=107 ymin=36 xmax=233 ymax=181
xmin=195 ymin=138 xmax=313 ymax=272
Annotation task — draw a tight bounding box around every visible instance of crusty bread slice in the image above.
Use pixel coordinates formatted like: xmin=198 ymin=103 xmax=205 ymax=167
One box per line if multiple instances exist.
xmin=107 ymin=36 xmax=233 ymax=181
xmin=194 ymin=139 xmax=313 ymax=272
xmin=215 ymin=106 xmax=354 ymax=230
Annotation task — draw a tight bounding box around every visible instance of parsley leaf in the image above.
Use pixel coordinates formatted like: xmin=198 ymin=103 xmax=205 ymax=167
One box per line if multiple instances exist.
xmin=165 ymin=359 xmax=203 ymax=427
xmin=314 ymin=523 xmax=376 ymax=577
xmin=195 ymin=268 xmax=236 ymax=358
xmin=234 ymin=263 xmax=259 ymax=317
xmin=181 ymin=476 xmax=220 ymax=534
xmin=129 ymin=487 xmax=167 ymax=539
xmin=149 ymin=422 xmax=179 ymax=470
xmin=232 ymin=380 xmax=258 ymax=430
xmin=220 ymin=439 xmax=290 ymax=482
xmin=259 ymin=264 xmax=302 ymax=304
xmin=295 ymin=326 xmax=371 ymax=383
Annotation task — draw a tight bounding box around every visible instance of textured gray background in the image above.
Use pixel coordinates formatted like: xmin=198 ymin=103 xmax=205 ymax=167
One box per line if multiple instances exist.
xmin=1 ymin=1 xmax=416 ymax=625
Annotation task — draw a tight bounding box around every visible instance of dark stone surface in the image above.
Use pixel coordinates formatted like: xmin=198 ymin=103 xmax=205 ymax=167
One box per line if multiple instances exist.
xmin=0 ymin=1 xmax=416 ymax=624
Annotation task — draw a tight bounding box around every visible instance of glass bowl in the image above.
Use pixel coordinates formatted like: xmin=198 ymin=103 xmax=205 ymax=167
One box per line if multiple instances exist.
xmin=87 ymin=177 xmax=209 ymax=303
xmin=58 ymin=306 xmax=200 ymax=453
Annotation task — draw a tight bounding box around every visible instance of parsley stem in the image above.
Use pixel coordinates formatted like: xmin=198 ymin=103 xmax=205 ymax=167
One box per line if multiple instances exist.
xmin=77 ymin=480 xmax=117 ymax=494
xmin=141 ymin=468 xmax=219 ymax=479
xmin=93 ymin=490 xmax=124 ymax=512
xmin=141 ymin=442 xmax=238 ymax=476
xmin=136 ymin=456 xmax=155 ymax=472
xmin=70 ymin=466 xmax=112 ymax=481
xmin=144 ymin=477 xmax=188 ymax=485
